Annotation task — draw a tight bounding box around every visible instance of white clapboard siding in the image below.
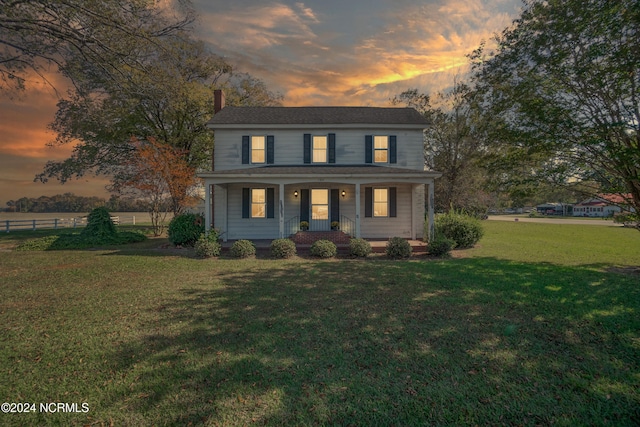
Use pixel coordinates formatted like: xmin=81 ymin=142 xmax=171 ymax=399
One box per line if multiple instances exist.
xmin=360 ymin=184 xmax=423 ymax=239
xmin=214 ymin=129 xmax=425 ymax=171
xmin=223 ymin=184 xmax=280 ymax=240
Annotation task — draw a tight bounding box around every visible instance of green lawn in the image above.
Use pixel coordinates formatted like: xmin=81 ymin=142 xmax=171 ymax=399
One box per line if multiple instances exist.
xmin=0 ymin=222 xmax=638 ymax=426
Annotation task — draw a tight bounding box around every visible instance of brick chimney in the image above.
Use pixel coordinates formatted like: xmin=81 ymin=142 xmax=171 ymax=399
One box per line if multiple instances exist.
xmin=214 ymin=89 xmax=225 ymax=114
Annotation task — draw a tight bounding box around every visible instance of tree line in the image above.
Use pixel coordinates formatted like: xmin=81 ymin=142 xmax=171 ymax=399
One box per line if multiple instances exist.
xmin=3 ymin=194 xmax=150 ymax=213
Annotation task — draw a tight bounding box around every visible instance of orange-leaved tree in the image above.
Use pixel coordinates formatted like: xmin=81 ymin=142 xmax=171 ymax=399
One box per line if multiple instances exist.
xmin=111 ymin=137 xmax=199 ymax=235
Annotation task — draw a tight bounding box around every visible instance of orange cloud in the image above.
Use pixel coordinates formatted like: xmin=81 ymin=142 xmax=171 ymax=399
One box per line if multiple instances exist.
xmin=0 ymin=70 xmax=74 ymax=158
xmin=196 ymin=1 xmax=518 ymax=107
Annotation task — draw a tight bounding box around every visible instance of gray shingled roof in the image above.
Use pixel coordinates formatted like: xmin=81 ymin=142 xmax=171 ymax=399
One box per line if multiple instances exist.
xmin=207 ymin=106 xmax=429 ymax=126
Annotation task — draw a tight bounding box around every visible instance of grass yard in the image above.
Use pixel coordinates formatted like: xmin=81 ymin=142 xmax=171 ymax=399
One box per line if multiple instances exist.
xmin=0 ymin=221 xmax=638 ymax=426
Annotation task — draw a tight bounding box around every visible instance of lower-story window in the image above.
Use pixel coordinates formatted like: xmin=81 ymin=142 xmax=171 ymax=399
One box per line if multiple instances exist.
xmin=242 ymin=187 xmax=275 ymax=219
xmin=374 ymin=188 xmax=388 ymax=217
xmin=251 ymin=188 xmax=266 ymax=218
xmin=365 ymin=186 xmax=397 ymax=218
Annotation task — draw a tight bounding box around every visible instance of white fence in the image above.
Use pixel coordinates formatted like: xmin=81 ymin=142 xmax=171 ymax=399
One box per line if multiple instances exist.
xmin=3 ymin=216 xmax=138 ymax=233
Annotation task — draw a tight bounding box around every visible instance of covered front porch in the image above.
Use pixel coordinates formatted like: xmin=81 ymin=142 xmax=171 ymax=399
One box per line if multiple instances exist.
xmin=199 ymin=165 xmax=440 ymax=242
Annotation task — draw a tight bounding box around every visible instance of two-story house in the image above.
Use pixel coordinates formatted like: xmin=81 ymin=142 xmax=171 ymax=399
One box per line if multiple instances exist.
xmin=199 ymin=91 xmax=441 ymax=242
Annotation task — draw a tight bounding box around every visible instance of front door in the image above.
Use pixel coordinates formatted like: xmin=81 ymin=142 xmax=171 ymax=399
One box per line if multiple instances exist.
xmin=310 ymin=189 xmax=330 ymax=231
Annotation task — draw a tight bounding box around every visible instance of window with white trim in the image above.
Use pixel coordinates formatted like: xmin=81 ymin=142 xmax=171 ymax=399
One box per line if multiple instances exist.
xmin=374 ymin=188 xmax=388 ymax=217
xmin=312 ymin=136 xmax=327 ymax=163
xmin=251 ymin=136 xmax=265 ymax=163
xmin=251 ymin=188 xmax=266 ymax=218
xmin=374 ymin=136 xmax=388 ymax=163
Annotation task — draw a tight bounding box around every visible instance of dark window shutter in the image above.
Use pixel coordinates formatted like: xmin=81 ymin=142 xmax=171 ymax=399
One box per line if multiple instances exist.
xmin=331 ymin=189 xmax=339 ymax=222
xmin=365 ymin=187 xmax=373 ymax=218
xmin=389 ymin=187 xmax=397 ymax=217
xmin=328 ymin=133 xmax=336 ymax=164
xmin=365 ymin=135 xmax=373 ymax=164
xmin=266 ymin=187 xmax=275 ymax=218
xmin=303 ymin=134 xmax=311 ymax=164
xmin=266 ymin=135 xmax=275 ymax=164
xmin=300 ymin=189 xmax=310 ymax=222
xmin=389 ymin=135 xmax=397 ymax=164
xmin=242 ymin=136 xmax=250 ymax=164
xmin=242 ymin=188 xmax=250 ymax=218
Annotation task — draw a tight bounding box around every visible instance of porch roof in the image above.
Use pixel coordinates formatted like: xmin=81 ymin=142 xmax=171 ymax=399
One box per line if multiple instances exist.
xmin=198 ymin=165 xmax=441 ymax=184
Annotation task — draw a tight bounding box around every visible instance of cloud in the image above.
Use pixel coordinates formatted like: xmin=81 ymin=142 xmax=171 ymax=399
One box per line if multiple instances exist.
xmin=0 ymin=70 xmax=108 ymax=205
xmin=197 ymin=2 xmax=322 ymax=50
xmin=195 ymin=0 xmax=519 ymax=107
xmin=0 ymin=71 xmax=72 ymax=157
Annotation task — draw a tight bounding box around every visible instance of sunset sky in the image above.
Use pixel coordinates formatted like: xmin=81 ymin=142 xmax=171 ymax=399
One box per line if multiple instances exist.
xmin=0 ymin=0 xmax=522 ymax=207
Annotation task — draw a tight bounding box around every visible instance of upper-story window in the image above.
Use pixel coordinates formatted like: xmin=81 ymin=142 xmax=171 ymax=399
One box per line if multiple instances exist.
xmin=304 ymin=133 xmax=336 ymax=164
xmin=251 ymin=136 xmax=265 ymax=163
xmin=242 ymin=135 xmax=274 ymax=164
xmin=365 ymin=135 xmax=397 ymax=164
xmin=312 ymin=136 xmax=327 ymax=163
xmin=374 ymin=136 xmax=388 ymax=163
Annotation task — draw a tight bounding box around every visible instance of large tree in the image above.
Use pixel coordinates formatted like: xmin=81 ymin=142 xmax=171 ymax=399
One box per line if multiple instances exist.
xmin=0 ymin=0 xmax=192 ymax=93
xmin=393 ymin=81 xmax=490 ymax=213
xmin=13 ymin=1 xmax=281 ymax=215
xmin=37 ymin=35 xmax=234 ymax=182
xmin=471 ymin=0 xmax=640 ymax=223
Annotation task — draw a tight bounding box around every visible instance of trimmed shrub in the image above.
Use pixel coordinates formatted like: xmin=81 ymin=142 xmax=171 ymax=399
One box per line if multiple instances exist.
xmin=168 ymin=213 xmax=205 ymax=246
xmin=230 ymin=239 xmax=256 ymax=258
xmin=270 ymin=238 xmax=297 ymax=259
xmin=435 ymin=211 xmax=484 ymax=249
xmin=427 ymin=235 xmax=456 ymax=257
xmin=194 ymin=232 xmax=221 ymax=258
xmin=386 ymin=237 xmax=412 ymax=259
xmin=349 ymin=238 xmax=371 ymax=258
xmin=81 ymin=207 xmax=117 ymax=239
xmin=310 ymin=239 xmax=337 ymax=258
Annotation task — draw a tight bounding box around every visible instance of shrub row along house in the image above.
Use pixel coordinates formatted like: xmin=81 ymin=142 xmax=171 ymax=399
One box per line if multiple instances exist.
xmin=199 ymin=91 xmax=441 ymax=242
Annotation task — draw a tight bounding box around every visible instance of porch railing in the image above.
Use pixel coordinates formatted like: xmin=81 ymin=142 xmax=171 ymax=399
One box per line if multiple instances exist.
xmin=340 ymin=215 xmax=355 ymax=237
xmin=285 ymin=214 xmax=355 ymax=236
xmin=285 ymin=215 xmax=300 ymax=236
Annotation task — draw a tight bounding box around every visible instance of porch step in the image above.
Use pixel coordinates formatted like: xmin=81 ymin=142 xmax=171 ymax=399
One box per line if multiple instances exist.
xmin=292 ymin=230 xmax=351 ymax=245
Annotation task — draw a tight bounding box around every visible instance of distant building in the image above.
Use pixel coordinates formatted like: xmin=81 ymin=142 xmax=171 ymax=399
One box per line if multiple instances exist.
xmin=535 ymin=203 xmax=571 ymax=216
xmin=573 ymin=194 xmax=632 ymax=217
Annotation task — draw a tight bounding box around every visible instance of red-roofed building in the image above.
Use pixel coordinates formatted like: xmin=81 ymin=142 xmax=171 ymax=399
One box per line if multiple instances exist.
xmin=573 ymin=194 xmax=633 ymax=217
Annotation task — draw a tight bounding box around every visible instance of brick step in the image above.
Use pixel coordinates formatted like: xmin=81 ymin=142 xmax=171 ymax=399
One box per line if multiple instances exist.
xmin=292 ymin=230 xmax=351 ymax=245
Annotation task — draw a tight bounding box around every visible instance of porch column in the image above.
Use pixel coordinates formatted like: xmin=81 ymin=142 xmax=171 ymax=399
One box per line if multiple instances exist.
xmin=279 ymin=183 xmax=285 ymax=238
xmin=427 ymin=179 xmax=435 ymax=242
xmin=221 ymin=185 xmax=228 ymax=242
xmin=355 ymin=183 xmax=361 ymax=238
xmin=411 ymin=184 xmax=417 ymax=240
xmin=204 ymin=182 xmax=211 ymax=232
